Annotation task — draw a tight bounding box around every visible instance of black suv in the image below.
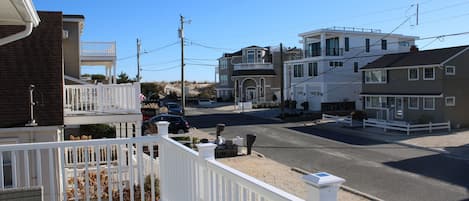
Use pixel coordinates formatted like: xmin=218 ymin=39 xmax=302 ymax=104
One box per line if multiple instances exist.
xmin=143 ymin=114 xmax=190 ymax=134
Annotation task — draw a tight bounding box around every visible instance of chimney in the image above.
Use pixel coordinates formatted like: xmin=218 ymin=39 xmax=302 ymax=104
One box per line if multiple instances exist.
xmin=410 ymin=45 xmax=419 ymax=53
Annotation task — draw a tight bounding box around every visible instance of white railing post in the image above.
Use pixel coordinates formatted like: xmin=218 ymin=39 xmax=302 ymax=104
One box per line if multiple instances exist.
xmin=363 ymin=120 xmax=366 ymax=128
xmin=448 ymin=121 xmax=451 ymax=133
xmin=429 ymin=122 xmax=433 ymax=133
xmin=134 ymin=82 xmax=141 ymax=113
xmin=196 ymin=143 xmax=217 ymax=201
xmin=156 ymin=121 xmax=170 ymax=136
xmin=302 ymin=172 xmax=345 ymax=201
xmin=407 ymin=123 xmax=410 ymax=135
xmin=96 ymin=83 xmax=104 ymax=113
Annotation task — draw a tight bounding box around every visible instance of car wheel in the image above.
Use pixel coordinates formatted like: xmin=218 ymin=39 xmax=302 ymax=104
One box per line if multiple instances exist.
xmin=177 ymin=129 xmax=185 ymax=134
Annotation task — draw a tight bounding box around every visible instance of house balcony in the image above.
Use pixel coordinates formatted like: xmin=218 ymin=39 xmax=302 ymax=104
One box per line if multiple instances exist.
xmin=80 ymin=41 xmax=116 ymax=64
xmin=233 ymin=63 xmax=273 ymax=71
xmin=0 ymin=122 xmax=343 ymax=201
xmin=63 ymin=83 xmax=141 ymax=125
xmin=305 ymin=48 xmax=344 ymax=58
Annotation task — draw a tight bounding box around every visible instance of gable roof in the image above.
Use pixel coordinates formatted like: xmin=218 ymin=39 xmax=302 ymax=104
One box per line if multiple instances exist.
xmin=361 ymin=45 xmax=469 ymax=70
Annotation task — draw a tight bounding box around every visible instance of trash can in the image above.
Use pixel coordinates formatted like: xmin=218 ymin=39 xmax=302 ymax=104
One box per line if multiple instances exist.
xmin=246 ymin=134 xmax=256 ymax=155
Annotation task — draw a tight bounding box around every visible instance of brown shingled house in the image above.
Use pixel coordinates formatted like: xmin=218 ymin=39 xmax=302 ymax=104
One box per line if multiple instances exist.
xmin=361 ymin=45 xmax=469 ymax=128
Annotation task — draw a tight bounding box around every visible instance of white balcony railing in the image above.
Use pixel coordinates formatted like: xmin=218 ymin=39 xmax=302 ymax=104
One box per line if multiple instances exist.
xmin=233 ymin=63 xmax=273 ymax=71
xmin=80 ymin=42 xmax=116 ymax=58
xmin=64 ymin=83 xmax=141 ymax=115
xmin=0 ymin=122 xmax=329 ymax=201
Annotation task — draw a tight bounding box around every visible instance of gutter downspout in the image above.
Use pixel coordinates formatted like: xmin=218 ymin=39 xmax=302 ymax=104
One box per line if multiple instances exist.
xmin=0 ymin=22 xmax=33 ymax=46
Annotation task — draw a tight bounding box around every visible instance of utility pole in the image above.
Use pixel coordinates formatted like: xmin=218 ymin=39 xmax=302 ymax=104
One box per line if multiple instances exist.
xmin=280 ymin=43 xmax=285 ymax=118
xmin=136 ymin=38 xmax=141 ymax=81
xmin=179 ymin=15 xmax=186 ymax=115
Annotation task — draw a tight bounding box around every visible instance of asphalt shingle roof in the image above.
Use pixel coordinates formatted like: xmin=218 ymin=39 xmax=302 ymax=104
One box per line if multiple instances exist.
xmin=361 ymin=45 xmax=469 ymax=70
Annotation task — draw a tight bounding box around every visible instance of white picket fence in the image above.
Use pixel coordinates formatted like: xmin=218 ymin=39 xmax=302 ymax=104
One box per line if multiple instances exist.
xmin=363 ymin=118 xmax=451 ymax=135
xmin=63 ymin=83 xmax=141 ymax=115
xmin=322 ymin=114 xmax=353 ymax=127
xmin=0 ymin=122 xmax=345 ymax=201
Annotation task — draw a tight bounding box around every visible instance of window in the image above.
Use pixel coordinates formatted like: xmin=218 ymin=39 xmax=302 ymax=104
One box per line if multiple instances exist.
xmin=306 ymin=42 xmax=321 ymax=57
xmin=365 ymin=96 xmax=387 ymax=109
xmin=308 ymin=62 xmax=318 ymax=76
xmin=423 ymin=97 xmax=435 ymax=110
xmin=408 ymin=68 xmax=419 ymax=80
xmin=423 ymin=67 xmax=435 ymax=80
xmin=344 ymin=37 xmax=349 ymax=52
xmin=445 ymin=96 xmax=455 ymax=106
xmin=308 ymin=63 xmax=313 ymax=76
xmin=313 ymin=62 xmax=318 ymax=76
xmin=329 ymin=61 xmax=334 ymax=67
xmin=247 ymin=50 xmax=255 ymax=63
xmin=408 ymin=97 xmax=419 ymax=110
xmin=219 ymin=59 xmax=228 ymax=69
xmin=399 ymin=41 xmax=410 ymax=47
xmin=293 ymin=64 xmax=304 ymax=77
xmin=260 ymin=79 xmax=265 ymax=97
xmin=365 ymin=70 xmax=387 ymax=83
xmin=365 ymin=38 xmax=370 ymax=52
xmin=326 ymin=37 xmax=340 ymax=56
xmin=445 ymin=66 xmax=455 ymax=75
xmin=220 ymin=75 xmax=228 ymax=85
xmin=354 ymin=62 xmax=359 ymax=73
xmin=381 ymin=39 xmax=387 ymax=50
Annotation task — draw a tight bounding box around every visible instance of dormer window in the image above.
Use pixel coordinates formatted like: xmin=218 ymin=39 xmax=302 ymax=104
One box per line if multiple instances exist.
xmin=247 ymin=50 xmax=255 ymax=63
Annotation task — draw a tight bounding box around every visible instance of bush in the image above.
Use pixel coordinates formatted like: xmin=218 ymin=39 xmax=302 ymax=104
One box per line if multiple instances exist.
xmin=80 ymin=124 xmax=116 ymax=139
xmin=350 ymin=110 xmax=367 ymax=121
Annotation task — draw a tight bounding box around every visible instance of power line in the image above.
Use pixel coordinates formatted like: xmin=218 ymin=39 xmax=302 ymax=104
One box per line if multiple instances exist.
xmin=185 ymin=38 xmax=236 ymax=51
xmin=141 ymin=65 xmax=180 ymax=72
xmin=140 ymin=59 xmax=180 ymax=67
xmin=117 ymin=41 xmax=179 ymax=61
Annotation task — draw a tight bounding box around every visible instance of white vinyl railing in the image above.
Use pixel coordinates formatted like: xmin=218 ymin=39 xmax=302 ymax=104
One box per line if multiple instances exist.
xmin=363 ymin=118 xmax=451 ymax=135
xmin=0 ymin=122 xmax=343 ymax=201
xmin=64 ymin=83 xmax=141 ymax=115
xmin=322 ymin=114 xmax=353 ymax=127
xmin=80 ymin=42 xmax=116 ymax=57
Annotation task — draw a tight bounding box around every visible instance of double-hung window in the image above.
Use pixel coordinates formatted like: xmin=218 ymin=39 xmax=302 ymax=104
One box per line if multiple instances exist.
xmin=445 ymin=66 xmax=455 ymax=75
xmin=308 ymin=63 xmax=318 ymax=76
xmin=408 ymin=68 xmax=419 ymax=80
xmin=423 ymin=67 xmax=435 ymax=80
xmin=365 ymin=38 xmax=370 ymax=52
xmin=247 ymin=50 xmax=255 ymax=63
xmin=293 ymin=64 xmax=304 ymax=77
xmin=408 ymin=97 xmax=419 ymax=110
xmin=381 ymin=39 xmax=387 ymax=50
xmin=445 ymin=96 xmax=455 ymax=106
xmin=365 ymin=70 xmax=387 ymax=83
xmin=423 ymin=97 xmax=435 ymax=110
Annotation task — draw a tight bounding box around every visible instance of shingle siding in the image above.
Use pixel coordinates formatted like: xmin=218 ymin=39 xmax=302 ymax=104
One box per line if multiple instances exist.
xmin=0 ymin=12 xmax=64 ymax=128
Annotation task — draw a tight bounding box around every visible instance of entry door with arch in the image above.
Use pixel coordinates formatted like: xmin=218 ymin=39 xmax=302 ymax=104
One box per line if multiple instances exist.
xmin=246 ymin=87 xmax=257 ymax=102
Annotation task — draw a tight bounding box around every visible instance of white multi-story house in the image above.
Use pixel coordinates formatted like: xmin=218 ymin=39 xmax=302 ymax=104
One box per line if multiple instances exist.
xmin=284 ymin=26 xmax=417 ymax=112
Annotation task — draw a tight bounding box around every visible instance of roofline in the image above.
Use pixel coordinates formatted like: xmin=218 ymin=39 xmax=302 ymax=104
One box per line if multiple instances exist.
xmin=441 ymin=46 xmax=469 ymax=65
xmin=23 ymin=0 xmax=40 ymax=26
xmin=298 ymin=28 xmax=418 ymax=39
xmin=360 ymin=93 xmax=443 ymax=98
xmin=360 ymin=64 xmax=441 ymax=71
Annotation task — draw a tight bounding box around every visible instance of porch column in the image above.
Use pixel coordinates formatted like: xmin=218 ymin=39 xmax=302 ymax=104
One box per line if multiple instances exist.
xmin=320 ymin=33 xmax=326 ymax=56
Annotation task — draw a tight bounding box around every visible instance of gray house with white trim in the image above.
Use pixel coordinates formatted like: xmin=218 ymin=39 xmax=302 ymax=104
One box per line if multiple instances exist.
xmin=361 ymin=45 xmax=469 ymax=128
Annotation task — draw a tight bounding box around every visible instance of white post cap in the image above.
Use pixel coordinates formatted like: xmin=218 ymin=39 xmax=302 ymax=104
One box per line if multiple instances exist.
xmin=196 ymin=143 xmax=217 ymax=160
xmin=156 ymin=121 xmax=170 ymax=137
xmin=302 ymin=172 xmax=345 ymax=188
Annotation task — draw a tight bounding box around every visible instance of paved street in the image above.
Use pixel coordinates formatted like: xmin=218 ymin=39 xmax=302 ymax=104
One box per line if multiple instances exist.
xmin=186 ymin=107 xmax=469 ymax=201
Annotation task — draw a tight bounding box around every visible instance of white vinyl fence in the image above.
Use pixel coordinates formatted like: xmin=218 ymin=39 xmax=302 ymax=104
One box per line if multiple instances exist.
xmin=322 ymin=114 xmax=353 ymax=127
xmin=0 ymin=122 xmax=344 ymax=201
xmin=363 ymin=118 xmax=451 ymax=135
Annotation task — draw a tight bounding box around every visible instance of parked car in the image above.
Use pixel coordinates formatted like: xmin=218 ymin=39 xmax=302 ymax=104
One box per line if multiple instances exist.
xmin=198 ymin=99 xmax=213 ymax=106
xmin=141 ymin=108 xmax=158 ymax=121
xmin=165 ymin=102 xmax=183 ymax=115
xmin=144 ymin=114 xmax=190 ymax=134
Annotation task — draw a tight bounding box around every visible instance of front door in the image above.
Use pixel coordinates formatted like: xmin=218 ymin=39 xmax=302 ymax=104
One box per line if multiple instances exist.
xmin=395 ymin=97 xmax=404 ymax=119
xmin=246 ymin=87 xmax=256 ymax=102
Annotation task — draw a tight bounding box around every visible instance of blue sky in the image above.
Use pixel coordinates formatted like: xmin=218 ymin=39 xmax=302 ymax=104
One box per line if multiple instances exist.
xmin=35 ymin=0 xmax=469 ymax=82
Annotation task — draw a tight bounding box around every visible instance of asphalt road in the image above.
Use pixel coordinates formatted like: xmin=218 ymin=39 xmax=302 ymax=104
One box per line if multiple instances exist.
xmin=185 ymin=107 xmax=469 ymax=201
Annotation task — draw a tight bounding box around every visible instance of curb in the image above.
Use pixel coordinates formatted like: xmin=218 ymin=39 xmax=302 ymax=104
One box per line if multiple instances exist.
xmin=315 ymin=123 xmax=469 ymax=161
xmin=291 ymin=167 xmax=385 ymax=201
